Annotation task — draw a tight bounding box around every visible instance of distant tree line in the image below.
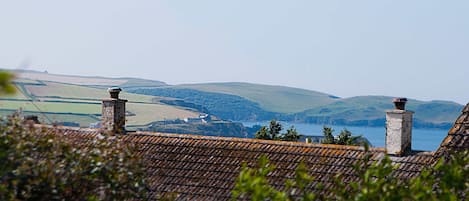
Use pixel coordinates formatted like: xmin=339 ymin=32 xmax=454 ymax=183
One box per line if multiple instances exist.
xmin=321 ymin=126 xmax=363 ymax=146
xmin=254 ymin=120 xmax=363 ymax=145
xmin=254 ymin=120 xmax=302 ymax=141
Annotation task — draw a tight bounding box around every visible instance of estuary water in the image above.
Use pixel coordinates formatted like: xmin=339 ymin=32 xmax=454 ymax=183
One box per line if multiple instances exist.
xmin=241 ymin=122 xmax=448 ymax=151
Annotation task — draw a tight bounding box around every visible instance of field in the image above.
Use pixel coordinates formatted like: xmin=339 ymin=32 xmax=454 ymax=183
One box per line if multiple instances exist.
xmin=0 ymin=71 xmax=199 ymax=128
xmin=15 ymin=70 xmax=166 ymax=88
xmin=0 ymin=100 xmax=100 ymax=114
xmin=126 ymin=103 xmax=198 ymax=125
xmin=25 ymin=81 xmax=155 ymax=103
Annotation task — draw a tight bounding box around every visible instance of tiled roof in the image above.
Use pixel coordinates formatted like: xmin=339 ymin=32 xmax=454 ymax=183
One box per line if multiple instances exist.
xmin=36 ymin=103 xmax=469 ymax=200
xmin=435 ymin=103 xmax=469 ymax=158
xmin=43 ymin=127 xmax=434 ymax=200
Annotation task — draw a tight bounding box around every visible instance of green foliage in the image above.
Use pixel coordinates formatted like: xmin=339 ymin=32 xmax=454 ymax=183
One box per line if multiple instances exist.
xmin=336 ymin=129 xmax=362 ymax=145
xmin=321 ymin=126 xmax=335 ymax=144
xmin=321 ymin=126 xmax=363 ymax=146
xmin=232 ymin=149 xmax=469 ymax=201
xmin=334 ymin=149 xmax=469 ymax=201
xmin=283 ymin=126 xmax=301 ymax=141
xmin=0 ymin=71 xmax=16 ymax=95
xmin=428 ymin=151 xmax=469 ymax=200
xmin=269 ymin=120 xmax=282 ymax=140
xmin=333 ymin=147 xmax=405 ymax=200
xmin=254 ymin=120 xmax=302 ymax=141
xmin=232 ymin=156 xmax=316 ymax=201
xmin=255 ymin=126 xmax=270 ymax=140
xmin=0 ymin=115 xmax=147 ymax=200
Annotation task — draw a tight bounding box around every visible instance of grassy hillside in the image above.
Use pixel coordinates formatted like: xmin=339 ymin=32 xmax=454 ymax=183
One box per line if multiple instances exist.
xmin=25 ymin=81 xmax=156 ymax=103
xmin=12 ymin=70 xmax=166 ymax=88
xmin=0 ymin=75 xmax=199 ymax=127
xmin=132 ymin=85 xmax=463 ymax=129
xmin=129 ymin=88 xmax=277 ymax=121
xmin=174 ymin=82 xmax=339 ymax=113
xmin=298 ymin=96 xmax=463 ymax=128
xmin=3 ymin=70 xmax=462 ymax=129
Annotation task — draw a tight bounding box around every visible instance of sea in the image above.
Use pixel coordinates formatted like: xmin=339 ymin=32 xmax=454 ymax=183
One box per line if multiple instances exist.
xmin=241 ymin=121 xmax=448 ymax=151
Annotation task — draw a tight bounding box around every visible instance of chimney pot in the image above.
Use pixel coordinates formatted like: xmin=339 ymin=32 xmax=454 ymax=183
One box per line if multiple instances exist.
xmin=393 ymin=97 xmax=407 ymax=110
xmin=108 ymin=87 xmax=122 ymax=99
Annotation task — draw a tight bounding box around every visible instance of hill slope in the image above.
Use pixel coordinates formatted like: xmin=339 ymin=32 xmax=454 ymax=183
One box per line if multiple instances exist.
xmin=173 ymin=82 xmax=339 ymax=113
xmin=0 ymin=71 xmax=198 ymax=128
xmin=132 ymin=84 xmax=463 ymax=129
xmin=296 ymin=96 xmax=462 ymax=128
xmin=3 ymin=70 xmax=462 ymax=129
xmin=12 ymin=70 xmax=167 ymax=88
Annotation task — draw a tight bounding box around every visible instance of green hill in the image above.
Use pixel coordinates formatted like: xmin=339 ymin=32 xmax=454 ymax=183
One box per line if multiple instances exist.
xmin=3 ymin=70 xmax=463 ymax=129
xmin=173 ymin=82 xmax=339 ymax=113
xmin=0 ymin=70 xmax=198 ymax=128
xmin=12 ymin=69 xmax=167 ymax=89
xmin=297 ymin=96 xmax=462 ymax=128
xmin=129 ymin=87 xmax=278 ymax=121
xmin=132 ymin=85 xmax=463 ymax=129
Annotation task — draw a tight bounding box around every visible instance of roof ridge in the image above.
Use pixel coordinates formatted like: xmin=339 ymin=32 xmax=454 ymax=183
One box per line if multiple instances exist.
xmin=434 ymin=102 xmax=469 ymax=157
xmin=463 ymin=103 xmax=469 ymax=113
xmin=34 ymin=124 xmax=99 ymax=132
xmin=134 ymin=131 xmax=383 ymax=151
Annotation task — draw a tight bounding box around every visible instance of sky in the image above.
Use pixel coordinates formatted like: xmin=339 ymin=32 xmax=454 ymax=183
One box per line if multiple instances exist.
xmin=1 ymin=1 xmax=468 ymax=104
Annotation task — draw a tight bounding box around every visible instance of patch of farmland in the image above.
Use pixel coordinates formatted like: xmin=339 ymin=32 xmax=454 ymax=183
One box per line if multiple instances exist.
xmin=126 ymin=103 xmax=199 ymax=125
xmin=25 ymin=82 xmax=154 ymax=103
xmin=0 ymin=100 xmax=100 ymax=114
xmin=16 ymin=71 xmax=127 ymax=86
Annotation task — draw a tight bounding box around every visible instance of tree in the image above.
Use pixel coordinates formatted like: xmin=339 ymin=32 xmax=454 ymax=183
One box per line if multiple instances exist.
xmin=268 ymin=120 xmax=282 ymax=140
xmin=0 ymin=114 xmax=147 ymax=200
xmin=255 ymin=126 xmax=270 ymax=140
xmin=321 ymin=126 xmax=335 ymax=144
xmin=336 ymin=128 xmax=363 ymax=145
xmin=282 ymin=126 xmax=301 ymax=141
xmin=254 ymin=120 xmax=302 ymax=142
xmin=321 ymin=127 xmax=363 ymax=146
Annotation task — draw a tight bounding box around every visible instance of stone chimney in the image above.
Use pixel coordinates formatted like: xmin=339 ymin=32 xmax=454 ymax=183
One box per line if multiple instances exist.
xmin=385 ymin=98 xmax=413 ymax=156
xmin=102 ymin=87 xmax=127 ymax=134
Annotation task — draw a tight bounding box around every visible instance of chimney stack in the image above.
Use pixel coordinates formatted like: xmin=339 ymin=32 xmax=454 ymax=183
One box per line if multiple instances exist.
xmin=102 ymin=87 xmax=127 ymax=134
xmin=385 ymin=98 xmax=413 ymax=156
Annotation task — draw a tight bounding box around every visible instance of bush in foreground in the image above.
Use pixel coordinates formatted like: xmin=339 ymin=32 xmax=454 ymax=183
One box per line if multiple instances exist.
xmin=0 ymin=115 xmax=147 ymax=201
xmin=233 ymin=146 xmax=468 ymax=201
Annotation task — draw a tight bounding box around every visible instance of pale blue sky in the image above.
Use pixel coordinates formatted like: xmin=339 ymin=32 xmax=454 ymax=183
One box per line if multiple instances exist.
xmin=1 ymin=1 xmax=468 ymax=104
